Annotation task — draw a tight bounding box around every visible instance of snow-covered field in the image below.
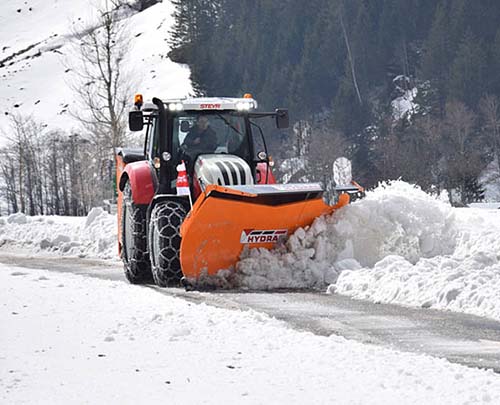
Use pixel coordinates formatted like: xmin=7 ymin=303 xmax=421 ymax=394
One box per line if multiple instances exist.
xmin=0 ymin=0 xmax=192 ymax=143
xmin=2 ymin=265 xmax=500 ymax=404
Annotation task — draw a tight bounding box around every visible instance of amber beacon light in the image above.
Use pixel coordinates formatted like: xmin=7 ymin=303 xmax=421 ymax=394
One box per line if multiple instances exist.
xmin=134 ymin=94 xmax=143 ymax=109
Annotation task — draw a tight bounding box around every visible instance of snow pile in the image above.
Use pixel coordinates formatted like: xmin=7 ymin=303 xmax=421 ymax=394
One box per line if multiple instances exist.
xmin=3 ymin=265 xmax=500 ymax=404
xmin=235 ymin=181 xmax=457 ymax=290
xmin=0 ymin=208 xmax=117 ymax=259
xmin=333 ymin=206 xmax=500 ymax=321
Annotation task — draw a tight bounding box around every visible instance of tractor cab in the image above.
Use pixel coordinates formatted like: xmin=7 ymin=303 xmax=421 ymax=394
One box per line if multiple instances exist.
xmin=128 ymin=95 xmax=289 ymax=200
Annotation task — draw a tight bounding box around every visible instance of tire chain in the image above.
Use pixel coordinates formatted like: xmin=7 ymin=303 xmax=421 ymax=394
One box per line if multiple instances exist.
xmin=149 ymin=200 xmax=188 ymax=287
xmin=122 ymin=182 xmax=152 ymax=283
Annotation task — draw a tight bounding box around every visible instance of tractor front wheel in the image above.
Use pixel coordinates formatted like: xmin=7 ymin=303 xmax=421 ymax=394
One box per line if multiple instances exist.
xmin=149 ymin=200 xmax=188 ymax=287
xmin=121 ymin=182 xmax=152 ymax=284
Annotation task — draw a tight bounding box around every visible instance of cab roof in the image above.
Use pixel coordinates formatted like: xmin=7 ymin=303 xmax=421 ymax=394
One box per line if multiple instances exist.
xmin=142 ymin=97 xmax=258 ymax=112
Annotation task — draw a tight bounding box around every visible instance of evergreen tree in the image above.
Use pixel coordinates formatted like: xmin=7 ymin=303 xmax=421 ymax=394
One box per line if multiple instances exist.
xmin=447 ymin=30 xmax=487 ymax=107
xmin=420 ymin=2 xmax=453 ymax=98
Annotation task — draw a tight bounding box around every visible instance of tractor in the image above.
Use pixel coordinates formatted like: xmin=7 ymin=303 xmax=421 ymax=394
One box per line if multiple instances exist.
xmin=116 ymin=94 xmax=361 ymax=288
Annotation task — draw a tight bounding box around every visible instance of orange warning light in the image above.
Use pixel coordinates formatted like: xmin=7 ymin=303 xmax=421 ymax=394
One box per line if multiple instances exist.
xmin=134 ymin=94 xmax=143 ymax=108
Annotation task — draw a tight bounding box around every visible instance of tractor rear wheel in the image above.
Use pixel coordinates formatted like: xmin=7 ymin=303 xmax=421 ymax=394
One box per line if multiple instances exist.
xmin=149 ymin=200 xmax=188 ymax=287
xmin=121 ymin=182 xmax=152 ymax=283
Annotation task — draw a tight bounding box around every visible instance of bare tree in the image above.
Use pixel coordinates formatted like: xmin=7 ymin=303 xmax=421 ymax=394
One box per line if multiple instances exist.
xmin=443 ymin=100 xmax=482 ymax=205
xmin=68 ymin=1 xmax=133 ymax=151
xmin=479 ymin=94 xmax=500 ymax=173
xmin=0 ymin=114 xmax=99 ymax=216
xmin=412 ymin=115 xmax=442 ymax=189
xmin=7 ymin=115 xmax=44 ymax=215
xmin=308 ymin=126 xmax=348 ymax=180
xmin=308 ymin=125 xmax=349 ymax=203
xmin=66 ymin=0 xmax=136 ymax=203
xmin=374 ymin=113 xmax=444 ymax=192
xmin=374 ymin=117 xmax=402 ymax=181
xmin=0 ymin=147 xmax=18 ymax=214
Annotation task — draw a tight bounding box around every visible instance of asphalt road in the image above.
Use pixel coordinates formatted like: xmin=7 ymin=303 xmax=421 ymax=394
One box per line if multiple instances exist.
xmin=1 ymin=252 xmax=499 ymax=372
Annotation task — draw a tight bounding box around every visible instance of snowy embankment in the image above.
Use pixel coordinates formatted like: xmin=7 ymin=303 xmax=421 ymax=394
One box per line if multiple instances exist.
xmin=1 ymin=181 xmax=500 ymax=322
xmin=0 ymin=207 xmax=117 ymax=260
xmin=2 ymin=266 xmax=500 ymax=404
xmin=331 ymin=185 xmax=500 ymax=322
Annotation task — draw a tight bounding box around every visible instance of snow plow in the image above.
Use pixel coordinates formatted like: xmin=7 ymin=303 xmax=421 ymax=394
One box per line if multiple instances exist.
xmin=115 ymin=94 xmax=362 ymax=287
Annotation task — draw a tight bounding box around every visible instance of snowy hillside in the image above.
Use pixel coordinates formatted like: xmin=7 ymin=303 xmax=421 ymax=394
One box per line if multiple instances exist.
xmin=0 ymin=0 xmax=192 ymax=143
xmin=2 ymin=181 xmax=500 ymax=323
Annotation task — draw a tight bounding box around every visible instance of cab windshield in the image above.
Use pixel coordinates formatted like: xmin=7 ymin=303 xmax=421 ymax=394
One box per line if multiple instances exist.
xmin=172 ymin=112 xmax=249 ymax=162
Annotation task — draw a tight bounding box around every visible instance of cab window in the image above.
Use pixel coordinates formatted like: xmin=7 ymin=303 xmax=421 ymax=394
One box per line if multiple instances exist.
xmin=172 ymin=113 xmax=249 ymax=162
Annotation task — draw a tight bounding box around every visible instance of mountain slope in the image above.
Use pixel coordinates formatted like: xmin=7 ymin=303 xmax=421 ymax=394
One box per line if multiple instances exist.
xmin=0 ymin=0 xmax=192 ymax=143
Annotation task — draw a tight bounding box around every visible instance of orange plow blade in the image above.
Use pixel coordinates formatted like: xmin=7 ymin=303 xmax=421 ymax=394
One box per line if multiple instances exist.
xmin=180 ymin=183 xmax=349 ymax=280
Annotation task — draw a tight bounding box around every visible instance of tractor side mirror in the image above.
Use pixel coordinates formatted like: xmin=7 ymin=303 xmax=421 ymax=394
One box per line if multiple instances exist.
xmin=129 ymin=110 xmax=144 ymax=131
xmin=180 ymin=120 xmax=191 ymax=132
xmin=275 ymin=109 xmax=289 ymax=129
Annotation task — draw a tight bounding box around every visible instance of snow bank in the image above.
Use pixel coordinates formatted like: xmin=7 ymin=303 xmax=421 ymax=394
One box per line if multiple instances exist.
xmin=0 ymin=208 xmax=117 ymax=259
xmin=333 ymin=205 xmax=500 ymax=321
xmin=2 ymin=265 xmax=500 ymax=404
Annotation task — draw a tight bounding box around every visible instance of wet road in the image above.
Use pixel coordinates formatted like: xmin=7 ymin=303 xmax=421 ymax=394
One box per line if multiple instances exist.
xmin=1 ymin=252 xmax=499 ymax=372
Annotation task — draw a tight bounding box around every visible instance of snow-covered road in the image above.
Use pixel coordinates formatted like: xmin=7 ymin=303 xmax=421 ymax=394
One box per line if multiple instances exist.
xmin=2 ymin=260 xmax=500 ymax=405
xmin=2 ymin=252 xmax=500 ymax=374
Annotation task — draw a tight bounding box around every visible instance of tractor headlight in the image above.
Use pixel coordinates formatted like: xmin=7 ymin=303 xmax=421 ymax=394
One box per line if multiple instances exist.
xmin=236 ymin=102 xmax=253 ymax=111
xmin=168 ymin=103 xmax=184 ymax=111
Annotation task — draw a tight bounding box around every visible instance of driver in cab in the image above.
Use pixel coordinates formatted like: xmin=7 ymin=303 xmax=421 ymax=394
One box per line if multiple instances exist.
xmin=182 ymin=115 xmax=217 ymax=153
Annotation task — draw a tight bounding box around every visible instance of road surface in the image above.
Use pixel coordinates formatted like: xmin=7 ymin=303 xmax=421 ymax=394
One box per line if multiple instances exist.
xmin=1 ymin=252 xmax=499 ymax=372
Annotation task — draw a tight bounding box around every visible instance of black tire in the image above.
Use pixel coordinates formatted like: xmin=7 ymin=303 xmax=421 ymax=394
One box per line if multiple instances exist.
xmin=121 ymin=182 xmax=152 ymax=283
xmin=149 ymin=200 xmax=188 ymax=287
